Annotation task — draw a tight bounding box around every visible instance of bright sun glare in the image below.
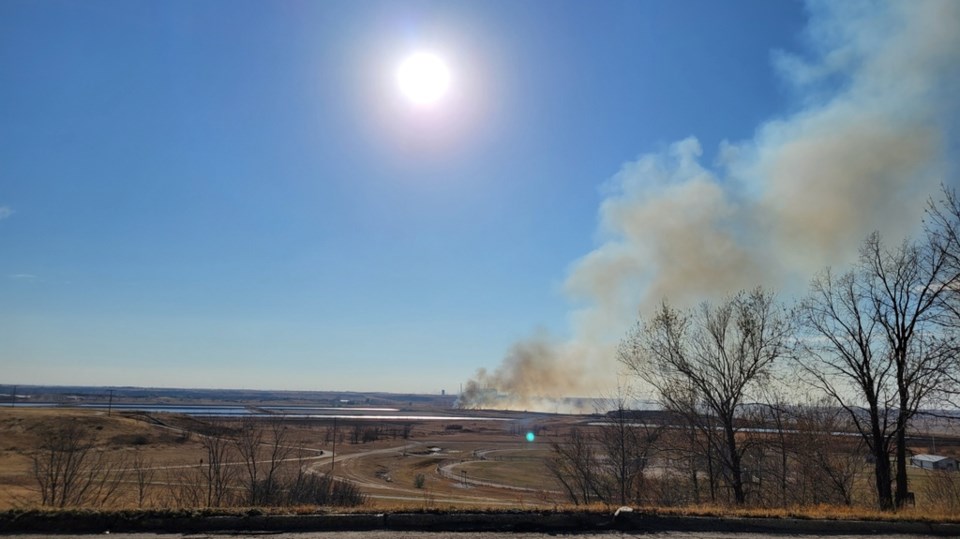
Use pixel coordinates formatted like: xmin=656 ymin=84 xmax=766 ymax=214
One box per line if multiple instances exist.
xmin=396 ymin=51 xmax=451 ymax=106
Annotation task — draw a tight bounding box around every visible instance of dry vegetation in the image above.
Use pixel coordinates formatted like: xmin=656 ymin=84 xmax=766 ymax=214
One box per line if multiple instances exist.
xmin=0 ymin=407 xmax=569 ymax=511
xmin=2 ymin=405 xmax=960 ymax=524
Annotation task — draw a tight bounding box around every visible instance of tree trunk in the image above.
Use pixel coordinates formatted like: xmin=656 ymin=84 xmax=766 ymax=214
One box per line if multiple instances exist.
xmin=871 ymin=416 xmax=894 ymax=510
xmin=706 ymin=447 xmax=717 ymax=503
xmin=894 ymin=412 xmax=909 ymax=507
xmin=895 ymin=356 xmax=910 ymax=508
xmin=726 ymin=424 xmax=746 ymax=505
xmin=875 ymin=450 xmax=894 ymax=511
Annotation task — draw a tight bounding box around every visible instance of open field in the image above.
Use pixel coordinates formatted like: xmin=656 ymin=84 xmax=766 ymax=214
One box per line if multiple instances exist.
xmin=0 ymin=405 xmax=578 ymax=510
xmin=3 ymin=403 xmax=960 ymax=518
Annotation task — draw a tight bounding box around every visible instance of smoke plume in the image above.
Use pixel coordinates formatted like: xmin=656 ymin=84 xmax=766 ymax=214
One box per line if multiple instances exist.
xmin=460 ymin=0 xmax=960 ymax=410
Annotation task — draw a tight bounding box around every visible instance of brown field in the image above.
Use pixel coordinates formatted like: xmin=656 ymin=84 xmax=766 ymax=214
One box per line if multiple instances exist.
xmin=0 ymin=407 xmax=577 ymax=510
xmin=3 ymin=405 xmax=960 ymax=520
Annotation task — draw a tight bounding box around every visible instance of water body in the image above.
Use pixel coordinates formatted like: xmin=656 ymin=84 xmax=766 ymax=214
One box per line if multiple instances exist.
xmin=8 ymin=402 xmax=511 ymax=421
xmin=268 ymin=414 xmax=511 ymax=421
xmin=12 ymin=403 xmax=252 ymax=415
xmin=261 ymin=406 xmax=400 ymax=412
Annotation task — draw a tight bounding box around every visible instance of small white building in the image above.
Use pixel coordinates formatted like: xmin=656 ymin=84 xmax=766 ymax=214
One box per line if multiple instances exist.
xmin=910 ymin=454 xmax=957 ymax=471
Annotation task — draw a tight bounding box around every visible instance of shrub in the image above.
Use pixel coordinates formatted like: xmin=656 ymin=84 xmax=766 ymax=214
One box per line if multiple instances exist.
xmin=110 ymin=434 xmax=150 ymax=446
xmin=286 ymin=475 xmax=366 ymax=507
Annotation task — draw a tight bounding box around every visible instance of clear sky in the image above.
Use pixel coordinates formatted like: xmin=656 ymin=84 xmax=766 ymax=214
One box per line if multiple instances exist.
xmin=3 ymin=1 xmax=955 ymax=395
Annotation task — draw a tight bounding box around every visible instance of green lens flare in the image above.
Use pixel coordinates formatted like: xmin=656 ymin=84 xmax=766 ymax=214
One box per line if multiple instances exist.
xmin=525 ymin=431 xmax=535 ymax=442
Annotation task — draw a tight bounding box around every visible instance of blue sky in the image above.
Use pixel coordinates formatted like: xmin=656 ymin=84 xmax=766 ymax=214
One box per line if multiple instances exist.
xmin=6 ymin=1 xmax=952 ymax=394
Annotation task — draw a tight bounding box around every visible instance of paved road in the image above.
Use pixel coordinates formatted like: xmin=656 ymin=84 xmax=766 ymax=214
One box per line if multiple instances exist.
xmin=325 ymin=442 xmax=531 ymax=507
xmin=2 ymin=532 xmax=943 ymax=538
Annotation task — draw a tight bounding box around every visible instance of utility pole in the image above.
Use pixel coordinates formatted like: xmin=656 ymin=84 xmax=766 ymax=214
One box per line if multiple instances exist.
xmin=328 ymin=415 xmax=338 ymax=500
xmin=10 ymin=386 xmax=16 ymax=408
xmin=330 ymin=416 xmax=338 ymax=477
xmin=107 ymin=389 xmax=114 ymax=416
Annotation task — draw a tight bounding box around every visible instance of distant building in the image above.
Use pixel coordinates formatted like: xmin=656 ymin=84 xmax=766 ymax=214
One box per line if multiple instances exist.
xmin=910 ymin=454 xmax=957 ymax=471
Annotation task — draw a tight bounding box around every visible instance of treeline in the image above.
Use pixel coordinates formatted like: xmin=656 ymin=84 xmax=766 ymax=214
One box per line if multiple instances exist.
xmin=322 ymin=423 xmax=414 ymax=445
xmin=28 ymin=418 xmax=364 ymax=509
xmin=552 ymin=186 xmax=960 ymax=511
xmin=549 ymin=398 xmax=871 ymax=507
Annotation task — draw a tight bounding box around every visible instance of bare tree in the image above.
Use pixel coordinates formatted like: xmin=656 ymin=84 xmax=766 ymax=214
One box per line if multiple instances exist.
xmin=792 ymin=400 xmax=864 ymax=506
xmin=925 ymin=185 xmax=960 ymax=327
xmin=661 ymin=379 xmax=720 ymax=504
xmin=861 ymin=232 xmax=959 ymax=507
xmin=131 ymin=449 xmax=156 ymax=508
xmin=199 ymin=423 xmax=236 ymax=508
xmin=235 ymin=418 xmax=264 ymax=505
xmin=162 ymin=466 xmax=205 ymax=509
xmin=595 ymin=389 xmax=661 ymax=505
xmin=619 ymin=288 xmax=791 ymax=505
xmin=920 ymin=470 xmax=960 ymax=512
xmin=799 ymin=228 xmax=958 ymax=509
xmin=753 ymin=389 xmax=792 ymax=508
xmin=262 ymin=419 xmax=293 ymax=503
xmin=30 ymin=422 xmax=128 ymax=508
xmin=795 ymin=268 xmax=897 ymax=509
xmin=235 ymin=418 xmax=297 ymax=506
xmin=546 ymin=428 xmax=604 ymax=505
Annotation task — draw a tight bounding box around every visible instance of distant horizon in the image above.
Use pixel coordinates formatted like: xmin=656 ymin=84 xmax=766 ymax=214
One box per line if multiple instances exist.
xmin=3 ymin=1 xmax=958 ymax=397
xmin=0 ymin=382 xmax=588 ymax=398
xmin=1 ymin=382 xmax=459 ymax=397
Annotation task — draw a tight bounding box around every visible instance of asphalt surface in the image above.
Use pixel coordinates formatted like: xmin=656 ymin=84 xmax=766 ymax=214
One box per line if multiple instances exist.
xmin=1 ymin=533 xmax=946 ymax=538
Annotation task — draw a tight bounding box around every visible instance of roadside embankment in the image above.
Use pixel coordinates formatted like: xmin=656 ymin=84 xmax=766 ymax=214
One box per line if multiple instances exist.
xmin=3 ymin=509 xmax=960 ymax=536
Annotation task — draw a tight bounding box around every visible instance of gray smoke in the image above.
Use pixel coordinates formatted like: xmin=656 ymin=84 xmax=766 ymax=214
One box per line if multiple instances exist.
xmin=460 ymin=0 xmax=960 ymax=410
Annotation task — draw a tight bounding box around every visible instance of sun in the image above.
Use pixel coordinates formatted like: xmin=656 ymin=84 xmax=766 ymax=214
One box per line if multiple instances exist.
xmin=396 ymin=51 xmax=451 ymax=106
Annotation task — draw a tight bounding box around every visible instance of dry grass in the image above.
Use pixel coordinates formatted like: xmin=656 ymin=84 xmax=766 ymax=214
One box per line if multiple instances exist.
xmin=457 ymin=459 xmax=560 ymax=490
xmin=4 ymin=407 xmax=960 ymax=524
